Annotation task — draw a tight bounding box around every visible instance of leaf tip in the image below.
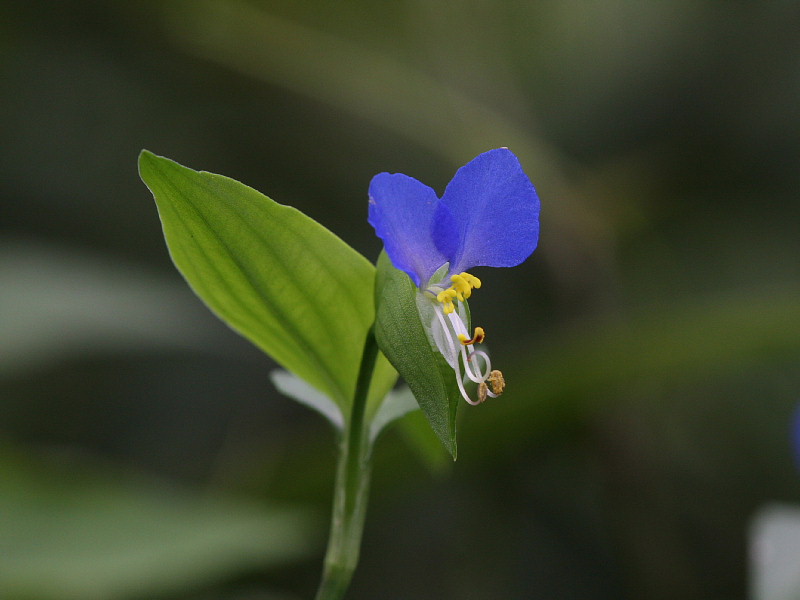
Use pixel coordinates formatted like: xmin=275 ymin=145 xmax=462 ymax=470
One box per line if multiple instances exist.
xmin=137 ymin=149 xmax=159 ymax=183
xmin=138 ymin=148 xmax=155 ymax=166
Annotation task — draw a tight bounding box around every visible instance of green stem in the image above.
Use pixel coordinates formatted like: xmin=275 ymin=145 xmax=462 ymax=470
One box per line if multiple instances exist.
xmin=314 ymin=328 xmax=378 ymax=600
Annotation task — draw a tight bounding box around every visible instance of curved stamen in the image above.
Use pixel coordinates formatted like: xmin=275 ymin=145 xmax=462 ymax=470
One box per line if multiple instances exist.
xmin=467 ymin=349 xmax=492 ymax=381
xmin=433 ymin=307 xmax=482 ymax=405
xmin=447 ymin=312 xmax=493 ymax=383
xmin=426 ymin=272 xmax=503 ymax=405
xmin=456 ymin=365 xmax=483 ymax=406
xmin=446 ymin=311 xmax=487 ymax=384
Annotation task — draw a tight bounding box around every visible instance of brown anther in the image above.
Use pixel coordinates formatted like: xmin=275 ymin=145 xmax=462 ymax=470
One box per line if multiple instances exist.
xmin=478 ymin=382 xmax=488 ymax=403
xmin=488 ymin=370 xmax=505 ymax=395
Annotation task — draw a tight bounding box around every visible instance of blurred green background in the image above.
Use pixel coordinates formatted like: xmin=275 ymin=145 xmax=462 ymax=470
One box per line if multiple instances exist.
xmin=2 ymin=1 xmax=799 ymax=599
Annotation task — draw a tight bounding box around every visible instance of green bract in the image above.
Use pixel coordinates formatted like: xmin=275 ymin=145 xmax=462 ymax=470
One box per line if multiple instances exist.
xmin=374 ymin=252 xmax=460 ymax=458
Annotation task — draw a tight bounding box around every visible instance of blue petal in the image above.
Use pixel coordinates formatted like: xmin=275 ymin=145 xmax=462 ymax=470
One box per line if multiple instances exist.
xmin=433 ymin=148 xmax=540 ymax=275
xmin=368 ymin=172 xmax=447 ymax=287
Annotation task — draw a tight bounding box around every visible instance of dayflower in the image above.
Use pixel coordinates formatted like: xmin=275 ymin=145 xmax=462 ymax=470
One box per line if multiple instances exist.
xmin=368 ymin=148 xmax=540 ymax=405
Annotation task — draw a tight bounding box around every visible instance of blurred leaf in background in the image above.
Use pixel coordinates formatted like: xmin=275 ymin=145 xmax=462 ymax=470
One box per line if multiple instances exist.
xmin=0 ymin=445 xmax=317 ymax=600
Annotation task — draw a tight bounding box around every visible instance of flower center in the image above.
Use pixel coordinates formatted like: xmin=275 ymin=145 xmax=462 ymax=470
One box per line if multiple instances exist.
xmin=433 ymin=272 xmax=481 ymax=314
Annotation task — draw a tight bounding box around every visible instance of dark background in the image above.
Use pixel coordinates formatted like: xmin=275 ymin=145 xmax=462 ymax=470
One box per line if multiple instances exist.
xmin=2 ymin=1 xmax=799 ymax=599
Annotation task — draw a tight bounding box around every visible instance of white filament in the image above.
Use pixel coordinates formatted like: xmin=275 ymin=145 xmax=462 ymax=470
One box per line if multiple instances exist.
xmin=432 ymin=305 xmax=494 ymax=405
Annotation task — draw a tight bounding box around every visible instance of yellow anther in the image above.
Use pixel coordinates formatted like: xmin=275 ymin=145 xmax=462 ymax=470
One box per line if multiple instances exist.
xmin=448 ymin=275 xmax=469 ymax=301
xmin=453 ymin=274 xmax=478 ymax=300
xmin=434 ymin=271 xmax=482 ymax=315
xmin=459 ymin=326 xmax=485 ymax=346
xmin=488 ymin=370 xmax=505 ymax=395
xmin=450 ymin=274 xmax=471 ymax=296
xmin=460 ymin=272 xmax=481 ymax=289
xmin=435 ymin=288 xmax=457 ymax=314
xmin=436 ymin=289 xmax=456 ymax=303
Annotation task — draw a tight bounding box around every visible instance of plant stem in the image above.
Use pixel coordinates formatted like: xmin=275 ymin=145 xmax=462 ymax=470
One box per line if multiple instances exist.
xmin=314 ymin=328 xmax=378 ymax=600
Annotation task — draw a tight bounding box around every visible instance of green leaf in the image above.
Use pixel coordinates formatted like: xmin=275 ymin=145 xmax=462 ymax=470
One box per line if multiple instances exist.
xmin=373 ymin=251 xmax=460 ymax=458
xmin=138 ymin=150 xmax=374 ymax=410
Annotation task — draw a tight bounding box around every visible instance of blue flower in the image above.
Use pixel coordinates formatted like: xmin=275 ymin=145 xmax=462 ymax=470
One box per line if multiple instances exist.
xmin=368 ymin=148 xmax=540 ymax=404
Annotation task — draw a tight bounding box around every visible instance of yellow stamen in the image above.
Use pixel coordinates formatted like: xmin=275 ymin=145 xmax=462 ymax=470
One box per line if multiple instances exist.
xmin=436 ymin=289 xmax=456 ymax=303
xmin=458 ymin=326 xmax=485 ymax=346
xmin=434 ymin=271 xmax=482 ymax=313
xmin=461 ymin=272 xmax=481 ymax=289
xmin=450 ymin=274 xmax=472 ymax=300
xmin=435 ymin=288 xmax=456 ymax=314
